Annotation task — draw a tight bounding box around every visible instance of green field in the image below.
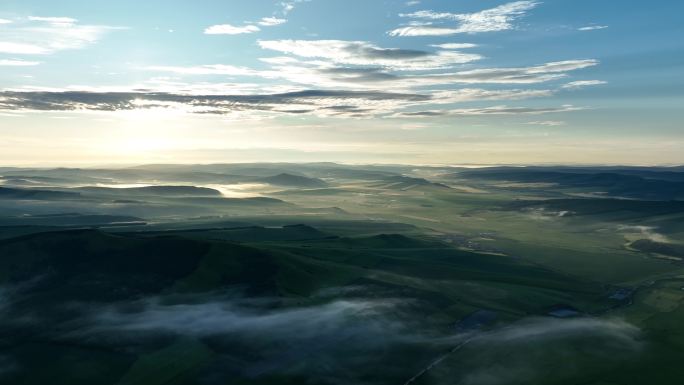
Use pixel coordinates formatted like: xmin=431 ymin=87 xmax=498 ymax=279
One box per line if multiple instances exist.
xmin=1 ymin=163 xmax=684 ymax=384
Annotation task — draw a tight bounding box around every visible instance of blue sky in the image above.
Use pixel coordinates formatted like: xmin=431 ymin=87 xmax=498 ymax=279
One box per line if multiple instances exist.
xmin=0 ymin=0 xmax=682 ymax=165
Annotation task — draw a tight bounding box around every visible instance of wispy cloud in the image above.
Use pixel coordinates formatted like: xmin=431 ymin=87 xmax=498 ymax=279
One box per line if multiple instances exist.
xmin=390 ymin=1 xmax=539 ymax=36
xmin=430 ymin=43 xmax=478 ymax=49
xmin=27 ymin=16 xmax=78 ymax=26
xmin=0 ymin=18 xmax=13 ymax=24
xmin=396 ymin=105 xmax=582 ymax=118
xmin=32 ymin=295 xmax=437 ymax=381
xmin=0 ymin=89 xmax=431 ymax=118
xmin=148 ymin=58 xmax=598 ymax=92
xmin=388 ymin=25 xmax=463 ymax=37
xmin=562 ymin=80 xmax=607 ymax=89
xmin=204 ymin=23 xmax=260 ymax=35
xmin=579 ymin=25 xmax=608 ymax=31
xmin=205 ymin=13 xmax=289 ymax=35
xmin=258 ymin=17 xmax=288 ymax=26
xmin=0 ymin=42 xmax=48 ymax=54
xmin=0 ymin=59 xmax=40 ymax=66
xmin=65 ymin=294 xmax=641 ymax=383
xmin=446 ymin=317 xmax=641 ymax=385
xmin=258 ymin=39 xmax=482 ymax=70
xmin=526 ymin=120 xmax=566 ymax=126
xmin=402 ymin=59 xmax=599 ymax=86
xmin=280 ymin=0 xmax=312 ymax=16
xmin=0 ymin=16 xmax=119 ymax=55
xmin=429 ymin=88 xmax=553 ymax=104
xmin=0 ymin=85 xmax=568 ymax=119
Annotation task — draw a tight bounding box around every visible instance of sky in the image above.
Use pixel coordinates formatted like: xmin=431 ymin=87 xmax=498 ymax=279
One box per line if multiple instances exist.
xmin=0 ymin=0 xmax=682 ymax=166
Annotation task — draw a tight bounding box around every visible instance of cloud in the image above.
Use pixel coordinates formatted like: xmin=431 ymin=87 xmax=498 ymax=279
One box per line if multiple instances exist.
xmin=87 ymin=298 xmax=639 ymax=383
xmin=0 ymin=89 xmax=431 ymax=118
xmin=0 ymin=16 xmax=119 ymax=55
xmin=1 ymin=279 xmax=642 ymax=385
xmin=444 ymin=317 xmax=642 ymax=385
xmin=0 ymin=19 xmax=13 ymax=24
xmin=388 ymin=26 xmax=463 ymax=37
xmin=378 ymin=59 xmax=599 ymax=88
xmin=0 ymin=86 xmax=563 ymax=119
xmin=526 ymin=120 xmax=566 ymax=126
xmin=258 ymin=39 xmax=482 ymax=70
xmin=477 ymin=316 xmax=640 ymax=346
xmin=562 ymin=80 xmax=607 ymax=89
xmin=429 ymin=88 xmax=553 ymax=104
xmin=390 ymin=1 xmax=539 ymax=36
xmin=58 ymin=295 xmax=466 ymax=383
xmin=0 ymin=59 xmax=40 ymax=66
xmin=258 ymin=17 xmax=288 ymax=26
xmin=395 ymin=105 xmax=582 ymax=118
xmin=148 ymin=58 xmax=598 ymax=92
xmin=91 ymin=299 xmax=398 ymax=339
xmin=434 ymin=59 xmax=598 ymax=84
xmin=406 ymin=0 xmax=421 ymax=5
xmin=0 ymin=42 xmax=50 ymax=54
xmin=204 ymin=14 xmax=288 ymax=35
xmin=579 ymin=25 xmax=608 ymax=31
xmin=259 ymin=56 xmax=300 ymax=65
xmin=618 ymin=225 xmax=670 ymax=243
xmin=204 ymin=23 xmax=260 ymax=35
xmin=280 ymin=0 xmax=312 ymax=16
xmin=430 ymin=43 xmax=478 ymax=49
xmin=27 ymin=16 xmax=77 ymax=26
xmin=307 ymin=59 xmax=596 ymax=88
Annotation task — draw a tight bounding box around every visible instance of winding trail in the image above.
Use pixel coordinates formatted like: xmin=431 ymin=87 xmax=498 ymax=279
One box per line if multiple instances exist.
xmin=402 ymin=338 xmax=473 ymax=385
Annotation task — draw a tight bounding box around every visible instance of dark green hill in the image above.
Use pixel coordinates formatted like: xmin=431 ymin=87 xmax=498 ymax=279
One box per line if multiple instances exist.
xmin=0 ymin=213 xmax=145 ymax=227
xmin=630 ymin=239 xmax=684 ymax=258
xmin=170 ymin=196 xmax=288 ymax=207
xmin=0 ymin=230 xmax=210 ymax=301
xmin=456 ymin=169 xmax=684 ymax=200
xmin=78 ymin=185 xmax=222 ymax=196
xmin=258 ymin=173 xmax=328 ymax=188
xmin=0 ymin=186 xmax=80 ymax=200
xmin=372 ymin=175 xmax=450 ymax=190
xmin=125 ymin=224 xmax=332 ymax=243
xmin=0 ymin=228 xmax=614 ymax=385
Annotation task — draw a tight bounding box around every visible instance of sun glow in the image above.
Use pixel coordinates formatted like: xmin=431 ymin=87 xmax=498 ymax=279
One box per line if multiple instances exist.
xmin=114 ymin=138 xmax=171 ymax=154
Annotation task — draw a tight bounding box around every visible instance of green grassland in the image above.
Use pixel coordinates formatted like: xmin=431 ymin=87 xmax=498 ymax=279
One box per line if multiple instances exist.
xmin=0 ymin=228 xmax=615 ymax=384
xmin=1 ymin=163 xmax=684 ymax=384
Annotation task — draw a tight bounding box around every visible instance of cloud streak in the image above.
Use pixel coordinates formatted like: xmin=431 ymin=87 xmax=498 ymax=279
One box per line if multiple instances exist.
xmin=526 ymin=120 xmax=566 ymax=126
xmin=258 ymin=17 xmax=288 ymax=27
xmin=280 ymin=0 xmax=312 ymax=16
xmin=562 ymin=80 xmax=607 ymax=89
xmin=0 ymin=89 xmax=431 ymax=118
xmin=579 ymin=25 xmax=608 ymax=31
xmin=390 ymin=1 xmax=539 ymax=36
xmin=0 ymin=16 xmax=119 ymax=55
xmin=204 ymin=24 xmax=260 ymax=35
xmin=0 ymin=87 xmax=573 ymax=119
xmin=0 ymin=59 xmax=40 ymax=66
xmin=395 ymin=105 xmax=582 ymax=118
xmin=258 ymin=39 xmax=483 ymax=70
xmin=2 ymin=55 xmax=597 ymax=119
xmin=148 ymin=57 xmax=598 ymax=90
